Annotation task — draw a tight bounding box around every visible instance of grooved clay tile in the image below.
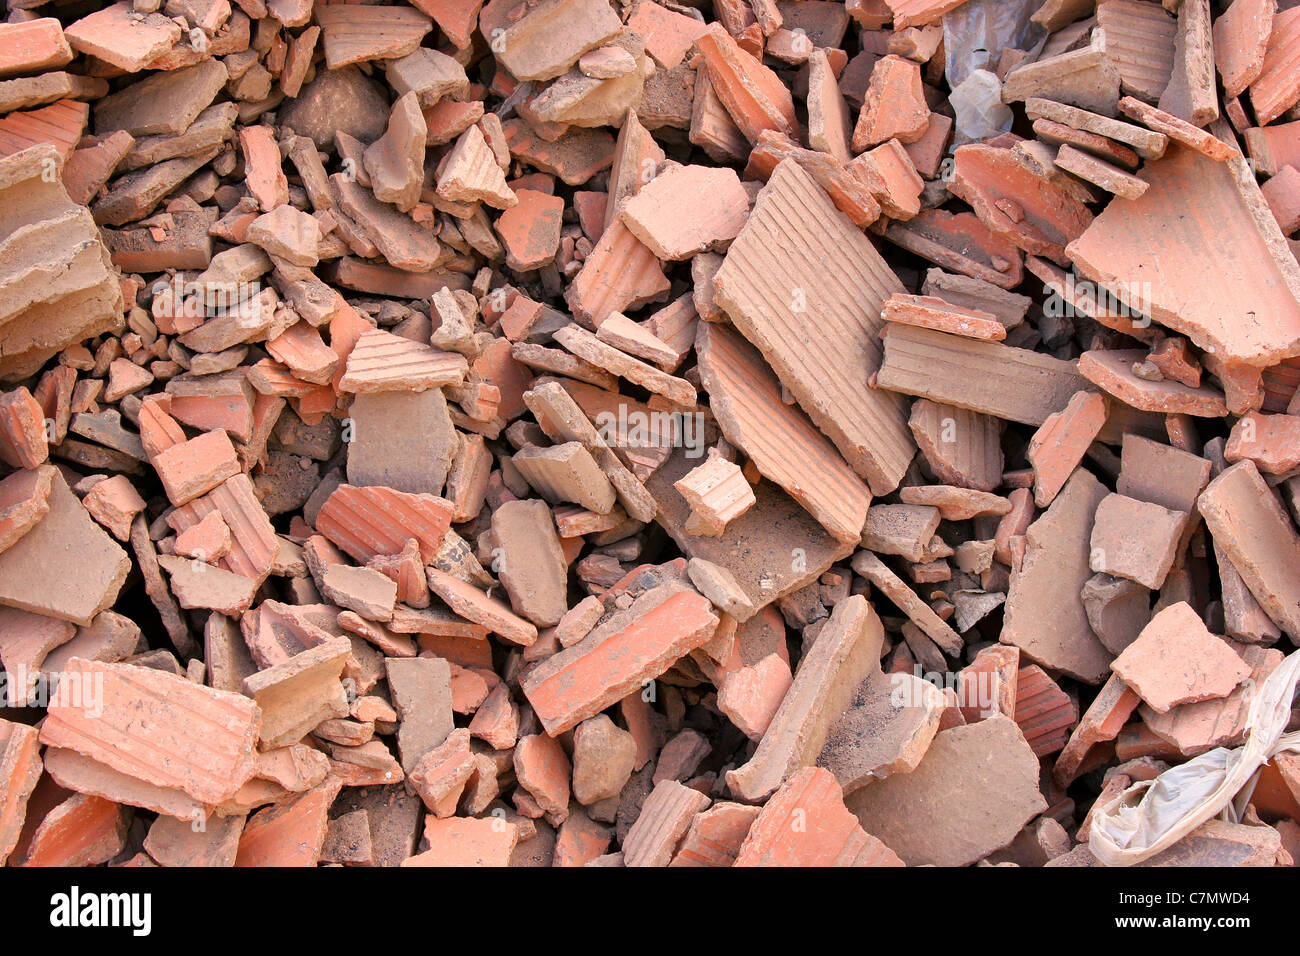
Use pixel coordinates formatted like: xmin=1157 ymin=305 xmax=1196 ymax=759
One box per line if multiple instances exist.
xmin=166 ymin=473 xmax=277 ymax=584
xmin=878 ymin=323 xmax=1097 ymax=427
xmin=315 ymin=483 xmax=453 ymax=565
xmin=908 ymin=399 xmax=1003 ymax=492
xmin=0 ymin=99 xmax=86 ymax=163
xmin=40 ymin=658 xmax=261 ymax=805
xmin=713 ymin=159 xmax=913 ymax=495
xmin=695 ymin=322 xmax=870 ymax=544
xmin=1096 ymin=0 xmax=1177 ymax=102
xmin=1013 ymin=665 xmax=1078 ymax=757
xmin=314 ymin=5 xmax=432 ymax=70
xmin=623 ymin=778 xmax=711 ymax=866
xmin=338 ymin=326 xmax=468 ymax=393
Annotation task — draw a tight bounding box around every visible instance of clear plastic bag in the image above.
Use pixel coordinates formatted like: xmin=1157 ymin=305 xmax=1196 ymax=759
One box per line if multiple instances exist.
xmin=947 ymin=69 xmax=1014 ymax=146
xmin=943 ymin=0 xmax=1046 ymax=89
xmin=1089 ymin=649 xmax=1300 ymax=866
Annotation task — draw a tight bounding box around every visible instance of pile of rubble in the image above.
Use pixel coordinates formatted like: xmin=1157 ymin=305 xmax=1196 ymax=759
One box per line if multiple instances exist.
xmin=0 ymin=0 xmax=1298 ymax=868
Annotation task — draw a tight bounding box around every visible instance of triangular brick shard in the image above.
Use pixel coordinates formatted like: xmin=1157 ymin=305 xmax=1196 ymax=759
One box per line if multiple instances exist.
xmin=0 ymin=469 xmax=130 ymax=626
xmin=713 ymin=159 xmax=913 ymax=496
xmin=339 ymin=327 xmax=468 ymax=393
xmin=436 ymin=124 xmax=518 ymax=210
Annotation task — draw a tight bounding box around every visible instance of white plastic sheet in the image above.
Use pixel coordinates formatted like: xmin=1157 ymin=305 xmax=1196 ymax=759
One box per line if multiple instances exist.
xmin=947 ymin=69 xmax=1014 ymax=147
xmin=942 ymin=0 xmax=1045 ymax=89
xmin=1089 ymin=649 xmax=1300 ymax=866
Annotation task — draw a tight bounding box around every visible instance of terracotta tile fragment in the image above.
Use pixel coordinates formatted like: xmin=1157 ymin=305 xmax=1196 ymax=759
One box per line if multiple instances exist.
xmin=623 ymin=778 xmax=710 ymax=867
xmin=715 ymin=160 xmax=913 ymax=495
xmin=1027 ymin=390 xmax=1108 ymax=507
xmin=1096 ymin=0 xmax=1177 ymax=102
xmin=314 ymin=5 xmax=432 ymax=70
xmin=620 ymin=164 xmax=750 ymax=260
xmin=521 ymin=588 xmax=718 ymax=735
xmin=881 ymin=293 xmax=1005 ymax=341
xmin=695 ymin=24 xmax=798 ymax=143
xmin=852 ymin=54 xmax=929 ymax=152
xmin=235 ymin=779 xmax=342 ymax=867
xmin=0 ymin=470 xmax=131 ymax=627
xmin=1080 ymin=348 xmax=1228 ymax=417
xmin=0 ymin=465 xmax=54 ymax=555
xmin=20 ymin=792 xmax=127 ymax=868
xmin=41 ymin=658 xmax=261 ymax=804
xmin=727 ymin=595 xmax=883 ymax=802
xmin=1111 ymin=602 xmax=1251 ymax=712
xmin=846 ymin=717 xmax=1046 ymax=867
xmin=1198 ymin=460 xmax=1300 ymax=639
xmin=819 ymin=667 xmax=943 ymax=790
xmin=1001 ymin=468 xmax=1113 ymax=683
